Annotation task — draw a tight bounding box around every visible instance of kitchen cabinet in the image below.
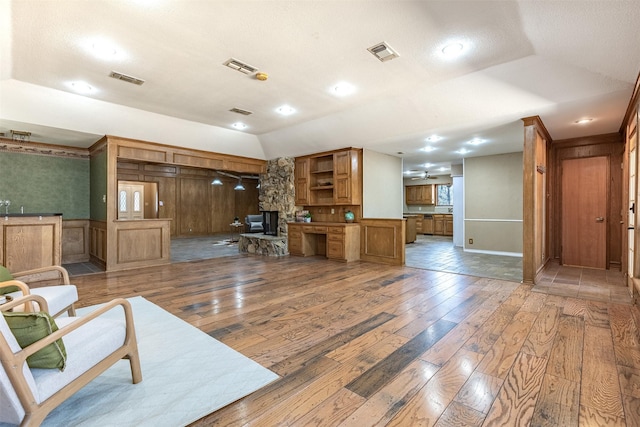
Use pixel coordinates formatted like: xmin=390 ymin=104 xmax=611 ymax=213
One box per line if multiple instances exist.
xmin=404 ymin=216 xmax=417 ymax=243
xmin=422 ymin=216 xmax=434 ymax=234
xmin=433 ymin=214 xmax=453 ymax=236
xmin=295 ymin=148 xmax=362 ymax=206
xmin=405 ymin=185 xmax=434 ymax=205
xmin=415 ymin=216 xmax=423 ymax=233
xmin=445 ymin=216 xmax=454 ymax=236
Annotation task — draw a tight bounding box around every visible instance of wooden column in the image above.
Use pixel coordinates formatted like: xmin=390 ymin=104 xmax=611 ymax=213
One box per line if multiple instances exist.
xmin=522 ymin=116 xmax=551 ymax=285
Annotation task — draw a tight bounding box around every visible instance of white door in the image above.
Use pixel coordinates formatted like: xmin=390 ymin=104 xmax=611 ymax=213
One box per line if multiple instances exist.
xmin=118 ymin=183 xmax=144 ymax=220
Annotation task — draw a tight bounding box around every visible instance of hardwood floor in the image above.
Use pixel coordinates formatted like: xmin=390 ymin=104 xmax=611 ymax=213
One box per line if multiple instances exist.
xmin=69 ymin=255 xmax=640 ymax=426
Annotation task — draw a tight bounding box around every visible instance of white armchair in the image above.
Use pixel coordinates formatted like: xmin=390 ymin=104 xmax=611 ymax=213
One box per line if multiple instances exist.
xmin=0 ymin=266 xmax=78 ymax=318
xmin=0 ymin=294 xmax=142 ymax=426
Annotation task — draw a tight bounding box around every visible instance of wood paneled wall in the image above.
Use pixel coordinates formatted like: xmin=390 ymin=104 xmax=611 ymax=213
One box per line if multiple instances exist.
xmin=117 ymin=161 xmax=259 ymax=236
xmin=62 ymin=219 xmax=90 ymax=263
xmin=360 ymin=218 xmax=406 ymax=265
xmin=549 ymin=133 xmax=624 ymax=269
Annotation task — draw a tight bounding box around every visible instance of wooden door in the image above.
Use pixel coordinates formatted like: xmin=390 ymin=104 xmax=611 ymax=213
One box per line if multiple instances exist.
xmin=561 ymin=156 xmax=608 ymax=268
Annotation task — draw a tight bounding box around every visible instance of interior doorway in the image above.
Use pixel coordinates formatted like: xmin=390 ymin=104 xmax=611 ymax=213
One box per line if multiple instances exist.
xmin=561 ymin=156 xmax=608 ymax=269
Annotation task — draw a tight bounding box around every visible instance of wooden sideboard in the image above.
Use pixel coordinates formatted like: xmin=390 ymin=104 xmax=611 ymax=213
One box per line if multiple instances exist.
xmin=288 ymin=222 xmax=360 ymax=262
xmin=0 ymin=214 xmax=62 ymax=272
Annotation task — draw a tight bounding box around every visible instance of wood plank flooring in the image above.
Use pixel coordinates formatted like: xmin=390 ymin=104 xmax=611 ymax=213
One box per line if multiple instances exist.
xmin=68 ymin=254 xmax=640 ymax=426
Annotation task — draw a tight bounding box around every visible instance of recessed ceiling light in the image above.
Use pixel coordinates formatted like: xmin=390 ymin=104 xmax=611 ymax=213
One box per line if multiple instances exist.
xmin=439 ymin=167 xmax=448 ymax=172
xmin=457 ymin=148 xmax=470 ymax=155
xmin=68 ymin=81 xmax=94 ymax=95
xmin=423 ymin=163 xmax=433 ymax=168
xmin=468 ymin=138 xmax=485 ymax=145
xmin=441 ymin=42 xmax=464 ymax=57
xmin=232 ymin=122 xmax=247 ymax=130
xmin=425 ymin=135 xmax=442 ymax=142
xmin=333 ymin=82 xmax=355 ymax=96
xmin=276 ymin=105 xmax=296 ymax=116
xmin=92 ymin=41 xmax=117 ymax=58
xmin=575 ymin=118 xmax=593 ymax=124
xmin=421 ymin=146 xmax=437 ymax=152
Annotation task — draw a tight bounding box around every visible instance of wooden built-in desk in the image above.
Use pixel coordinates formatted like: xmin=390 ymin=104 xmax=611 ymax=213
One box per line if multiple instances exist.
xmin=287 ymin=222 xmax=360 ymax=262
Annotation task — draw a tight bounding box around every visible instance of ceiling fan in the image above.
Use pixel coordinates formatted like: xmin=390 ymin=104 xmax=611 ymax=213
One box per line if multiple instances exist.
xmin=409 ymin=170 xmax=438 ymax=180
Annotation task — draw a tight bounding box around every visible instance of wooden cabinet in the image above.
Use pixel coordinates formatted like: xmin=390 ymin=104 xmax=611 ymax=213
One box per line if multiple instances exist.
xmin=288 ymin=223 xmax=360 ymax=262
xmin=295 ymin=148 xmax=362 ymax=206
xmin=405 ymin=185 xmax=434 ymax=205
xmin=422 ymin=216 xmax=434 ymax=234
xmin=294 ymin=158 xmax=310 ymax=206
xmin=404 ymin=216 xmax=417 ymax=243
xmin=415 ymin=216 xmax=423 ymax=233
xmin=433 ymin=214 xmax=453 ymax=236
xmin=445 ymin=216 xmax=454 ymax=236
xmin=288 ymin=226 xmax=303 ymax=256
xmin=0 ymin=215 xmax=62 ymax=272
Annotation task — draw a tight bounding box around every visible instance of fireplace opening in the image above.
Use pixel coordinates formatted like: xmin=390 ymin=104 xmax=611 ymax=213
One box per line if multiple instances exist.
xmin=262 ymin=211 xmax=279 ymax=235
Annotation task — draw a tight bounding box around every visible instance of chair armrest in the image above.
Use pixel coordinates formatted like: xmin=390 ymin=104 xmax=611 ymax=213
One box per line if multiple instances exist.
xmin=0 ymin=295 xmax=135 ymax=361
xmin=1 ymin=281 xmax=38 ymax=312
xmin=1 ymin=279 xmax=31 ymax=295
xmin=1 ymin=293 xmax=48 ymax=313
xmin=12 ymin=266 xmax=71 ymax=285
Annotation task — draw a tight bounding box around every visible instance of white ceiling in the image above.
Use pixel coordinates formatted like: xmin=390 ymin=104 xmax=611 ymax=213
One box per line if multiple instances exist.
xmin=1 ymin=0 xmax=639 ymax=176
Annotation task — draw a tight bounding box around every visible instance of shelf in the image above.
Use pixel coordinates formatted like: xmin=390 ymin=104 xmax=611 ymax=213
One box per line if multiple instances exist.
xmin=310 ymin=169 xmax=333 ymax=174
xmin=311 ymin=185 xmax=334 ymax=190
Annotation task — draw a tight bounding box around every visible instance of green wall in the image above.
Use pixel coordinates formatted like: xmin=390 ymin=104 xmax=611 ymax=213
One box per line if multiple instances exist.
xmin=0 ymin=151 xmax=90 ymax=219
xmin=90 ymin=150 xmax=107 ymax=221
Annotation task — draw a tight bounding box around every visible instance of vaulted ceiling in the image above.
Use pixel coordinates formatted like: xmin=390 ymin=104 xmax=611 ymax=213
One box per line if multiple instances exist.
xmin=1 ymin=0 xmax=639 ymax=176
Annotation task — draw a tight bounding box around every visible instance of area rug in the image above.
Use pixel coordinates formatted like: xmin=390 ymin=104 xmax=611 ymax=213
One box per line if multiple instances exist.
xmin=40 ymin=296 xmax=279 ymax=427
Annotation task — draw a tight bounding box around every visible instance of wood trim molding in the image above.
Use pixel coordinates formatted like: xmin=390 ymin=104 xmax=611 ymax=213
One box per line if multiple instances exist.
xmin=522 ymin=116 xmax=553 ymax=143
xmin=0 ymin=138 xmax=89 ymax=159
xmin=620 ymin=70 xmax=640 ymax=135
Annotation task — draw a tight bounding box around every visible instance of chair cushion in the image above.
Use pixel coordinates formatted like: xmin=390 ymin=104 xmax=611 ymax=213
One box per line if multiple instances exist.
xmin=3 ymin=312 xmax=67 ymax=371
xmin=32 ymin=316 xmax=126 ymax=402
xmin=7 ymin=285 xmax=78 ymax=317
xmin=29 ymin=285 xmax=78 ymax=316
xmin=0 ymin=266 xmax=19 ymax=294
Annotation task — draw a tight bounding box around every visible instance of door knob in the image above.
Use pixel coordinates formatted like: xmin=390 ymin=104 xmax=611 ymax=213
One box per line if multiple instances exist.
xmin=596 ymin=217 xmax=604 ymax=222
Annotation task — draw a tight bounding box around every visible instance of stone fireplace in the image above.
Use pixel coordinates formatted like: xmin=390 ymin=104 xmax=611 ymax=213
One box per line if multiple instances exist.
xmin=258 ymin=157 xmax=296 ymax=237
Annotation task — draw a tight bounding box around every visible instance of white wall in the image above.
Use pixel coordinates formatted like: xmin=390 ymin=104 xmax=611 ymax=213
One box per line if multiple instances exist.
xmin=464 ymin=152 xmax=523 ymax=256
xmin=0 ymin=79 xmax=266 ymax=159
xmin=363 ymin=149 xmax=403 ymax=218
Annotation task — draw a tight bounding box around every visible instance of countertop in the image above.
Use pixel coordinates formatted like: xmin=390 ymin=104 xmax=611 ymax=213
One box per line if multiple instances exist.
xmin=288 ymin=221 xmax=359 ymax=226
xmin=2 ymin=213 xmax=62 ymax=217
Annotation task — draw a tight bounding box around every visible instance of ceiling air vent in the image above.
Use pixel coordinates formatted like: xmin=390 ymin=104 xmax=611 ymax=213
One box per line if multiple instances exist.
xmin=229 ymin=108 xmax=253 ymax=116
xmin=367 ymin=42 xmax=399 ymax=62
xmin=223 ymin=58 xmax=258 ymax=74
xmin=109 ymin=71 xmax=145 ymax=86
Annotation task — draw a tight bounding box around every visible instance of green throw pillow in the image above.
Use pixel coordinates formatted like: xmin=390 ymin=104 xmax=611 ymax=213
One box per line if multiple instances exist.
xmin=3 ymin=311 xmax=67 ymax=371
xmin=0 ymin=266 xmax=19 ymax=294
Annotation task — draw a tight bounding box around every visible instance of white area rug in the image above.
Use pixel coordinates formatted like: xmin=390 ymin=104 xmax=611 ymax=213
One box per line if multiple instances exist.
xmin=40 ymin=296 xmax=278 ymax=427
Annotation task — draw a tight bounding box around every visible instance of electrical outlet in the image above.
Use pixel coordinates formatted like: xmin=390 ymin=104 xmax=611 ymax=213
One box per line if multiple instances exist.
xmin=469 ymin=238 xmax=473 ymax=244
xmin=418 ymin=207 xmax=422 ymax=211
xmin=331 ymin=208 xmax=335 ymax=214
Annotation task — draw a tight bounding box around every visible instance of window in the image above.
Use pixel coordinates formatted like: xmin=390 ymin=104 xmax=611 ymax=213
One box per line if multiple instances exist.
xmin=436 ymin=184 xmax=453 ymax=206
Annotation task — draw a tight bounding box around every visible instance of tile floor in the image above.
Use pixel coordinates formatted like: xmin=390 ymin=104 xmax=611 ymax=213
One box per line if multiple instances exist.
xmin=405 ymin=235 xmax=523 ymax=282
xmin=532 ymin=259 xmax=630 ymax=304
